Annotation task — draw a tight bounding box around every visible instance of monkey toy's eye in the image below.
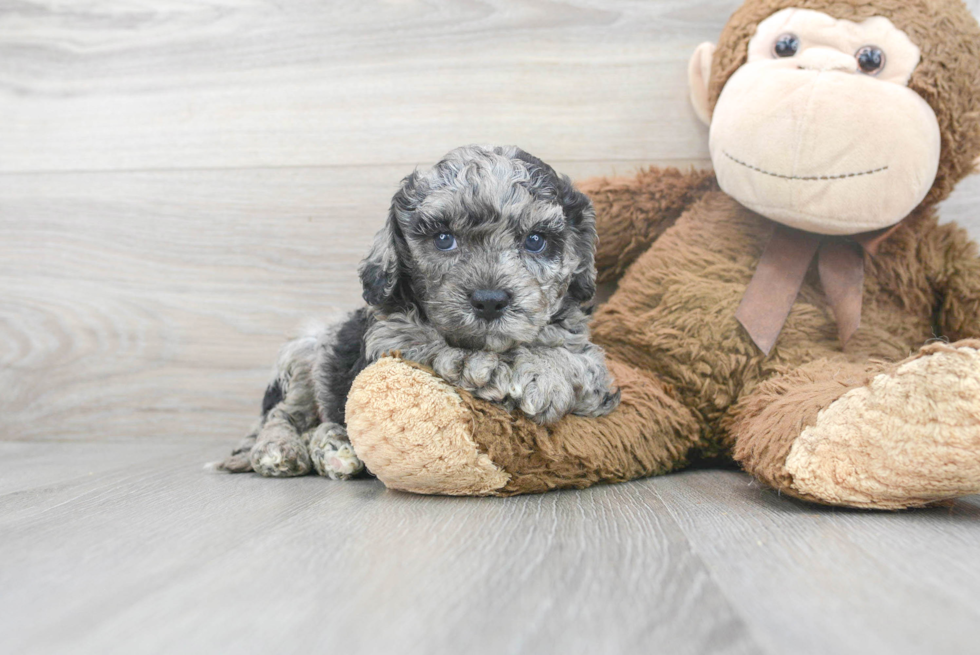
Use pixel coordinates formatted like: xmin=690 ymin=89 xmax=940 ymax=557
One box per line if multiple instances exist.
xmin=434 ymin=232 xmax=457 ymax=251
xmin=855 ymin=46 xmax=886 ymax=75
xmin=524 ymin=233 xmax=547 ymax=253
xmin=773 ymin=33 xmax=801 ymax=58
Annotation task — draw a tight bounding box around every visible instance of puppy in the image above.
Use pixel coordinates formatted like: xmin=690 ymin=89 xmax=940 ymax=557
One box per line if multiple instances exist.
xmin=217 ymin=145 xmax=620 ymax=479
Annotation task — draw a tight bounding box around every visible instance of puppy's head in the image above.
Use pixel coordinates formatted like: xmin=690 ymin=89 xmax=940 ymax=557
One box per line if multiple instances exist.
xmin=359 ymin=145 xmax=597 ymax=351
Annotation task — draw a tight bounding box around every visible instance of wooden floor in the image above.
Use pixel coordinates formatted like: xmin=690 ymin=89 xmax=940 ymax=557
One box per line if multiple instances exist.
xmin=1 ymin=440 xmax=979 ymax=655
xmin=3 ymin=1 xmax=980 ymax=653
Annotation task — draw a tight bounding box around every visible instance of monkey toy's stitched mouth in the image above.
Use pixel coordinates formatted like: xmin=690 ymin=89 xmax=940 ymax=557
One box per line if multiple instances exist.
xmin=724 ymin=151 xmax=889 ymax=181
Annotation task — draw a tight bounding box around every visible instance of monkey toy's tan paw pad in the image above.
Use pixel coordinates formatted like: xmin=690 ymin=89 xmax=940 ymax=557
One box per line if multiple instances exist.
xmin=345 ymin=357 xmax=510 ymax=496
xmin=249 ymin=430 xmax=312 ymax=478
xmin=786 ymin=343 xmax=980 ymax=509
xmin=308 ymin=424 xmax=364 ymax=481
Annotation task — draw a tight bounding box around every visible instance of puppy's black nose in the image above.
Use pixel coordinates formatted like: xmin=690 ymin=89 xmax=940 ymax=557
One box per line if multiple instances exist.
xmin=470 ymin=289 xmax=511 ymax=321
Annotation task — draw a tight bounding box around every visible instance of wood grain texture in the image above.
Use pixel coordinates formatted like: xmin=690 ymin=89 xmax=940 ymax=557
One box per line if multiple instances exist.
xmin=0 ymin=441 xmax=763 ymax=655
xmin=0 ymin=166 xmax=390 ymax=441
xmin=4 ymin=0 xmax=970 ymax=174
xmin=655 ymin=471 xmax=980 ymax=655
xmin=0 ymin=0 xmax=735 ymax=173
xmin=0 ymin=442 xmax=977 ymax=655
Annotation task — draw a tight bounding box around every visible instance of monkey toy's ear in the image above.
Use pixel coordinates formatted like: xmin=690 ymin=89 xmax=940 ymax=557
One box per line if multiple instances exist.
xmin=688 ymin=42 xmax=716 ymax=126
xmin=358 ymin=172 xmax=420 ymax=308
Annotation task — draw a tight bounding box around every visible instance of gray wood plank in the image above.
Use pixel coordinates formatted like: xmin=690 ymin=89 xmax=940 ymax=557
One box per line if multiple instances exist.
xmin=0 ymin=441 xmax=763 ymax=655
xmin=0 ymin=165 xmax=397 ymax=442
xmin=652 ymin=470 xmax=980 ymax=655
xmin=4 ymin=442 xmax=978 ymax=655
xmin=3 ymin=0 xmax=975 ymax=174
xmin=0 ymin=0 xmax=741 ymax=173
xmin=0 ymin=440 xmax=211 ymax=496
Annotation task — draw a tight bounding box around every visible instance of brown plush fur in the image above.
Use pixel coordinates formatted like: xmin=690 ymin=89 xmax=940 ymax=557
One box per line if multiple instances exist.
xmin=345 ymin=0 xmax=980 ymax=508
xmin=725 ymin=358 xmax=887 ymax=498
xmin=584 ymin=187 xmax=980 ymax=501
xmin=465 ymin=359 xmax=704 ymax=495
xmin=580 ymin=168 xmax=719 ymax=283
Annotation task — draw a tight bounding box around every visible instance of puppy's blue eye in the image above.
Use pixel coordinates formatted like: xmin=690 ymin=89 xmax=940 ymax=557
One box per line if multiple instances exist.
xmin=434 ymin=233 xmax=457 ymax=251
xmin=524 ymin=233 xmax=547 ymax=253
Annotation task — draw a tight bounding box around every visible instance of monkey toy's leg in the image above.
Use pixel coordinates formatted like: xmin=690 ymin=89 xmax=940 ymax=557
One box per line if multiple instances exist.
xmin=345 ymin=356 xmax=705 ymax=496
xmin=727 ymin=341 xmax=980 ymax=509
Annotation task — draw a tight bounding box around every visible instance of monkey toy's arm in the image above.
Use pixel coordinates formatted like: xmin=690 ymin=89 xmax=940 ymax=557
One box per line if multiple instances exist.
xmin=927 ymin=221 xmax=980 ymax=341
xmin=578 ymin=167 xmax=716 ymax=283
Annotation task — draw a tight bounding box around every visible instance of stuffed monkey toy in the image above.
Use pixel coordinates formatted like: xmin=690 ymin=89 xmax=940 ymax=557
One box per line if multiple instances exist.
xmin=344 ymin=0 xmax=980 ymax=509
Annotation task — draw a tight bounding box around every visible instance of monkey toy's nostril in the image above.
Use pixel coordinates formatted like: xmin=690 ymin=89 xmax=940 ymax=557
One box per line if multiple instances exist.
xmin=469 ymin=289 xmax=511 ymax=321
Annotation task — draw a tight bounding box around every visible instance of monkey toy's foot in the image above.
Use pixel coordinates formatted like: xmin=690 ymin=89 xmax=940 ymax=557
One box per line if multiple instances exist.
xmin=735 ymin=341 xmax=980 ymax=509
xmin=790 ymin=342 xmax=980 ymax=508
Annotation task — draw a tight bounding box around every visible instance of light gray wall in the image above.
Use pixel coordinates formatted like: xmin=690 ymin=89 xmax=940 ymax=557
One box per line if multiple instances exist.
xmin=1 ymin=0 xmax=978 ymax=441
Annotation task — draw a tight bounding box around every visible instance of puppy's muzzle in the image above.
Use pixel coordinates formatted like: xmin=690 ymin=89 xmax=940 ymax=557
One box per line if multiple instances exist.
xmin=469 ymin=289 xmax=511 ymax=321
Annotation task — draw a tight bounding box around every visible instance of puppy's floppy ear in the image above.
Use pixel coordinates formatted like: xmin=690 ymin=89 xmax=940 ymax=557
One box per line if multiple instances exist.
xmin=358 ymin=171 xmax=420 ymax=308
xmin=557 ymin=174 xmax=598 ymax=303
xmin=358 ymin=215 xmax=400 ymax=306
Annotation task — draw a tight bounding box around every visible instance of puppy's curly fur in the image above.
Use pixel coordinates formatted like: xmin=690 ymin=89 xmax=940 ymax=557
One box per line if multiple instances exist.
xmin=217 ymin=145 xmax=620 ymax=479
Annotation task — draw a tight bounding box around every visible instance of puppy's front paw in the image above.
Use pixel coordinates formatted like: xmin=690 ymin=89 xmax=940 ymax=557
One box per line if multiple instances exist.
xmin=432 ymin=347 xmax=467 ymax=386
xmin=308 ymin=424 xmax=365 ymax=481
xmin=461 ymin=351 xmax=499 ymax=387
xmin=250 ymin=427 xmax=312 ymax=477
xmin=433 ymin=349 xmax=510 ymax=401
xmin=510 ymin=369 xmax=576 ymax=424
xmin=576 ymin=387 xmax=622 ymax=418
xmin=464 ymin=352 xmax=512 ymax=402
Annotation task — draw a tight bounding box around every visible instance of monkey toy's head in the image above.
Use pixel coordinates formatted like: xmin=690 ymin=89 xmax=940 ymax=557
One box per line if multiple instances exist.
xmin=689 ymin=0 xmax=980 ymax=236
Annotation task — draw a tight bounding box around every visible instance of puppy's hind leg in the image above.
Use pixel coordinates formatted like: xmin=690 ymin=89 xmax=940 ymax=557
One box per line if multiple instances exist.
xmin=251 ymin=414 xmax=313 ymax=477
xmin=307 ymin=423 xmax=364 ymax=480
xmin=306 ymin=308 xmax=371 ymax=480
xmin=211 ymin=380 xmax=285 ymax=473
xmin=250 ymin=335 xmax=321 ymax=477
xmin=213 ymin=420 xmax=260 ymax=472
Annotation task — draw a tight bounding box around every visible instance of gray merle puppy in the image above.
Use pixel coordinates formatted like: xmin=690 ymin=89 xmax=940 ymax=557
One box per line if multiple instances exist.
xmin=217 ymin=145 xmax=620 ymax=480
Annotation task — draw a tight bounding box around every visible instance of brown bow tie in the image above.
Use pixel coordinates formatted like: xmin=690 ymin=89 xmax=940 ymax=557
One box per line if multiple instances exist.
xmin=735 ymin=221 xmax=900 ymax=356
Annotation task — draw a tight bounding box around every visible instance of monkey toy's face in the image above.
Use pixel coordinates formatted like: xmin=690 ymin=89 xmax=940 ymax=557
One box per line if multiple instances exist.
xmin=690 ymin=8 xmax=942 ymax=236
